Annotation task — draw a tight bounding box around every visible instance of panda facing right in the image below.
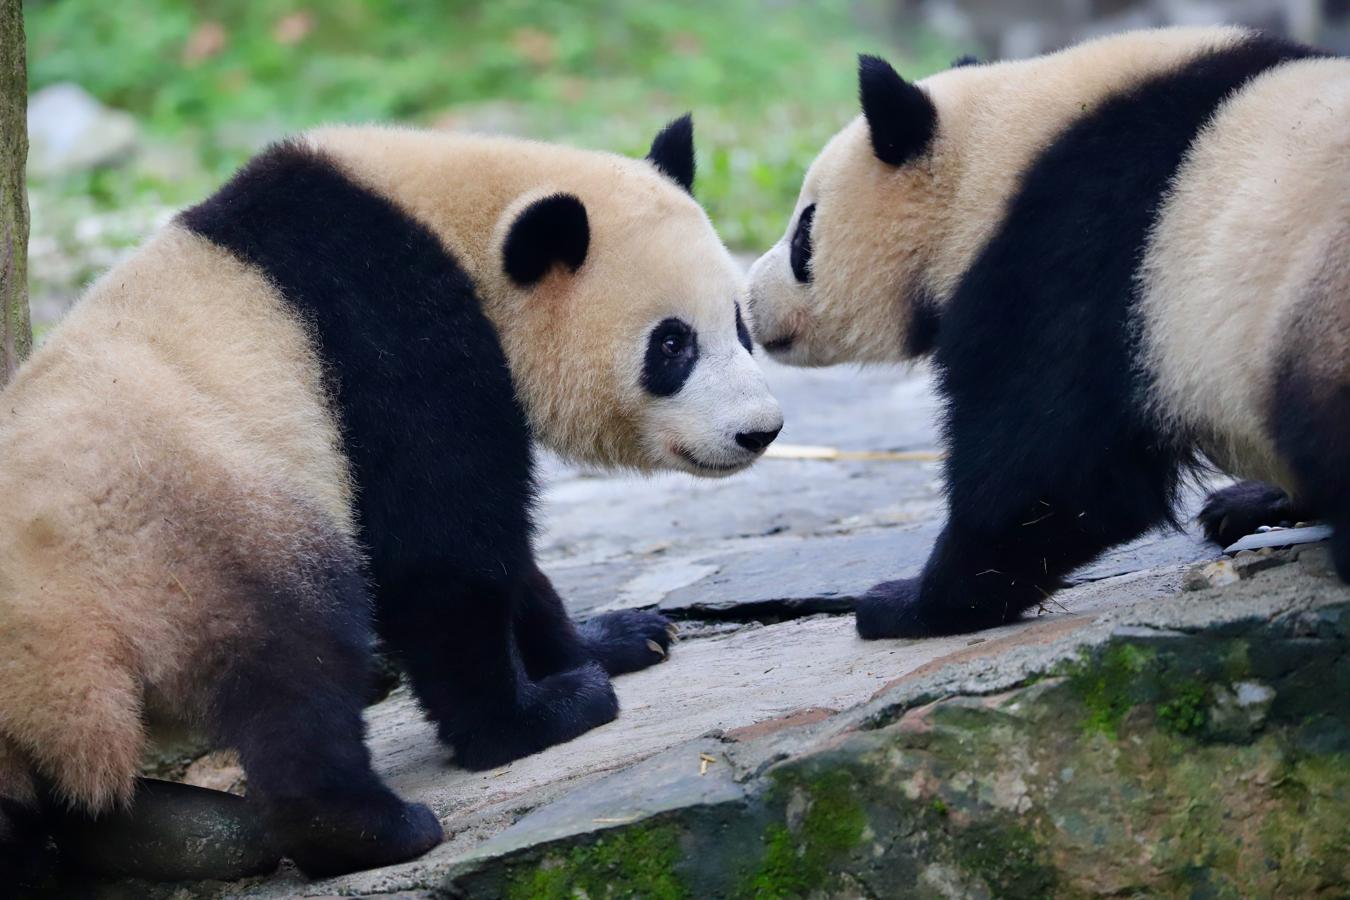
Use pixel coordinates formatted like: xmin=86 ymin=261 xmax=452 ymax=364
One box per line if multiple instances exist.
xmin=746 ymin=27 xmax=1349 ymax=639
xmin=0 ymin=117 xmax=783 ymax=880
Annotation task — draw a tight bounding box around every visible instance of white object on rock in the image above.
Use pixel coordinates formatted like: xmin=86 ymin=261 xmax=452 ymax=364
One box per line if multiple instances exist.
xmin=27 ymin=82 xmax=139 ymax=178
xmin=1224 ymin=525 xmax=1333 ymax=555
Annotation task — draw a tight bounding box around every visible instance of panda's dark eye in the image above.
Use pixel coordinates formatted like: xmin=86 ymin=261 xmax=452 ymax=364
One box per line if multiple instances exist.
xmin=734 ymin=304 xmax=753 ymax=353
xmin=643 ymin=318 xmax=698 ymax=397
xmin=790 ymin=203 xmax=816 ymax=284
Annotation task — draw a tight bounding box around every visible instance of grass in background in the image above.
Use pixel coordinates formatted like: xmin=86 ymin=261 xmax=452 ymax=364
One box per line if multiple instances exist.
xmin=26 ymin=0 xmax=959 ymax=282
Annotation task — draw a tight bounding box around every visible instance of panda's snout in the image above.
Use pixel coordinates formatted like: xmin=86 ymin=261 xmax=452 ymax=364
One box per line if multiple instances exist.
xmin=735 ymin=426 xmax=782 ymax=452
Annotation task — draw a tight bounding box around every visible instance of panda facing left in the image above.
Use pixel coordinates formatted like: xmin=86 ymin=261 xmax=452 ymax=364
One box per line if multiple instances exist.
xmin=0 ymin=117 xmax=782 ymax=881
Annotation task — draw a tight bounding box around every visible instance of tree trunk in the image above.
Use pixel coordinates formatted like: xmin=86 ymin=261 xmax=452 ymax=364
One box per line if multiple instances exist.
xmin=0 ymin=0 xmax=27 ymax=389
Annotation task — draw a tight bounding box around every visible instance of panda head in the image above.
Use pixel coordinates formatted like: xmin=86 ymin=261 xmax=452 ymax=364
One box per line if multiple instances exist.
xmin=747 ymin=56 xmax=946 ymax=366
xmin=492 ymin=117 xmax=783 ymax=476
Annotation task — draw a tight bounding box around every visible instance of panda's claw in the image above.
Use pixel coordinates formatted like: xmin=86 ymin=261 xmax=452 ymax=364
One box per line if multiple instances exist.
xmin=577 ymin=609 xmax=675 ymax=675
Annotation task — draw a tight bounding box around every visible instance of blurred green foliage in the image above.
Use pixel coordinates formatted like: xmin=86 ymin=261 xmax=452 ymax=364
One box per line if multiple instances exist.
xmin=26 ymin=0 xmax=958 ymax=250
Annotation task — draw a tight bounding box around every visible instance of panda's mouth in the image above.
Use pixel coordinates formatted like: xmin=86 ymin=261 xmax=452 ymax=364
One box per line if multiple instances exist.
xmin=671 ymin=444 xmax=749 ymax=473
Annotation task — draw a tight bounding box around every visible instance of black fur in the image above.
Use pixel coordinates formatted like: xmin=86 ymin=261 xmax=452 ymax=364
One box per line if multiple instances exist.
xmin=857 ymin=34 xmax=1320 ymax=639
xmin=179 ymin=141 xmax=673 ymax=866
xmin=904 ymin=288 xmax=941 ymax=358
xmin=790 ymin=203 xmax=816 ymax=284
xmin=1 ymin=798 xmax=54 ymax=890
xmin=1270 ymin=347 xmax=1350 ymax=582
xmin=735 ymin=304 xmax=753 ymax=353
xmin=503 ymin=193 xmax=590 ymax=286
xmin=951 ymin=54 xmax=982 ymax=68
xmin=1197 ymin=480 xmax=1306 ymax=547
xmin=646 ymin=113 xmax=696 ymax=194
xmin=858 ymin=55 xmax=937 ymax=167
xmin=642 ymin=317 xmax=698 ymax=397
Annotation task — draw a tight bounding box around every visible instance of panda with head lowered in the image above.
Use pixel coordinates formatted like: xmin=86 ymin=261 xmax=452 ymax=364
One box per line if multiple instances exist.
xmin=0 ymin=117 xmax=782 ymax=880
xmin=747 ymin=27 xmax=1348 ymax=638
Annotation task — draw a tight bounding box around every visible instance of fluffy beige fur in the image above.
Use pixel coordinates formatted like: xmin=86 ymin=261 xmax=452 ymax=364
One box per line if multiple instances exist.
xmin=1138 ymin=58 xmax=1350 ymax=488
xmin=0 ymin=226 xmax=351 ymax=810
xmin=0 ymin=127 xmax=756 ymax=815
xmin=748 ymin=26 xmax=1248 ymax=366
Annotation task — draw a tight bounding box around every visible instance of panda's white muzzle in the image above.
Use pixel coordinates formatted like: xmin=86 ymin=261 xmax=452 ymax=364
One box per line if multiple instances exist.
xmin=648 ymin=345 xmax=783 ymax=477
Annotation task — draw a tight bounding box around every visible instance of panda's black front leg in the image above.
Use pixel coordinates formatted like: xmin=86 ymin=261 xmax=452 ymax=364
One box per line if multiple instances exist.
xmin=857 ymin=449 xmax=1176 ymax=639
xmin=380 ymin=568 xmax=618 ymax=771
xmin=514 ymin=564 xmax=674 ymax=678
xmin=857 ymin=521 xmax=1066 ymax=638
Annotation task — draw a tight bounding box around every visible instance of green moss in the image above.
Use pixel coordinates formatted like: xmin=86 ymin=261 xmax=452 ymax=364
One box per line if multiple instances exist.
xmin=738 ymin=770 xmax=868 ymax=899
xmin=1067 ymin=643 xmax=1156 ymax=738
xmin=954 ymin=821 xmax=1057 ymax=899
xmin=931 ymin=797 xmax=949 ymax=817
xmin=1157 ymin=681 xmax=1209 ymax=735
xmin=504 ymin=822 xmax=687 ymax=900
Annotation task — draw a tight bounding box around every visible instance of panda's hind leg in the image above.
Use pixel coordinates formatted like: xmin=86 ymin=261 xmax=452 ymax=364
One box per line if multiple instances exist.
xmin=207 ymin=536 xmax=442 ymax=879
xmin=1269 ymin=266 xmax=1350 ymax=581
xmin=1270 ymin=385 xmax=1350 ymax=580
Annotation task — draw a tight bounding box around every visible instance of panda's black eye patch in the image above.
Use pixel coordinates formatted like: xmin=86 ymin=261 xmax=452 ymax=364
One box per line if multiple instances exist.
xmin=643 ymin=318 xmax=698 ymax=397
xmin=735 ymin=304 xmax=753 ymax=353
xmin=790 ymin=203 xmax=816 ymax=283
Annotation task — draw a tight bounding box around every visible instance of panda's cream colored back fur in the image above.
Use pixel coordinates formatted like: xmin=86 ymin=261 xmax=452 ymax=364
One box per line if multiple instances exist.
xmin=1138 ymin=58 xmax=1350 ymax=486
xmin=0 ymin=226 xmax=353 ymax=810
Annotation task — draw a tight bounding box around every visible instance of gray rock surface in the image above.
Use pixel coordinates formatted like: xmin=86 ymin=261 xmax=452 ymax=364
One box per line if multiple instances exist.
xmin=27 ymin=83 xmax=138 ymax=178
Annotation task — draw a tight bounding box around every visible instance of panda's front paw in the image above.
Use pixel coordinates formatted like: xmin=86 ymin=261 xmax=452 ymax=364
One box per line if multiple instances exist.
xmin=444 ymin=663 xmax=618 ymax=770
xmin=1197 ymin=480 xmax=1296 ymax=547
xmin=270 ymin=790 xmax=443 ymax=879
xmin=576 ymin=609 xmax=675 ymax=676
xmin=855 ymin=578 xmax=932 ymax=639
xmin=856 ymin=578 xmax=1009 ymax=638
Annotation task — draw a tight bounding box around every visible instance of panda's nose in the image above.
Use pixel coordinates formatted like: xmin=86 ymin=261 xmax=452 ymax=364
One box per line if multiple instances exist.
xmin=735 ymin=426 xmax=782 ymax=452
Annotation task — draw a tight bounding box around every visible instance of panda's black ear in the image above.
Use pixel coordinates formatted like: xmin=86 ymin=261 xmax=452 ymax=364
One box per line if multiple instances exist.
xmin=858 ymin=55 xmax=937 ymax=167
xmin=646 ymin=113 xmax=695 ymax=194
xmin=503 ymin=193 xmax=590 ymax=287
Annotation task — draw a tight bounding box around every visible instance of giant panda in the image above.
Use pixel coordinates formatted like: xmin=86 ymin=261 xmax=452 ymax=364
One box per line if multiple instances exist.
xmin=746 ymin=27 xmax=1348 ymax=639
xmin=0 ymin=117 xmax=783 ymax=880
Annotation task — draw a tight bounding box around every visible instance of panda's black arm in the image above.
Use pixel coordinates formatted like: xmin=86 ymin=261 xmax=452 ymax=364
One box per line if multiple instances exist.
xmin=514 ymin=563 xmax=676 ymax=679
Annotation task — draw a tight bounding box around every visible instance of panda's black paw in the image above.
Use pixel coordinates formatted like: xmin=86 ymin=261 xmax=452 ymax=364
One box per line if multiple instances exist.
xmin=855 ymin=578 xmax=1010 ymax=639
xmin=1198 ymin=481 xmax=1296 ymax=547
xmin=855 ymin=578 xmax=934 ymax=639
xmin=577 ymin=609 xmax=675 ymax=676
xmin=271 ymin=791 xmax=443 ymax=880
xmin=444 ymin=663 xmax=618 ymax=770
